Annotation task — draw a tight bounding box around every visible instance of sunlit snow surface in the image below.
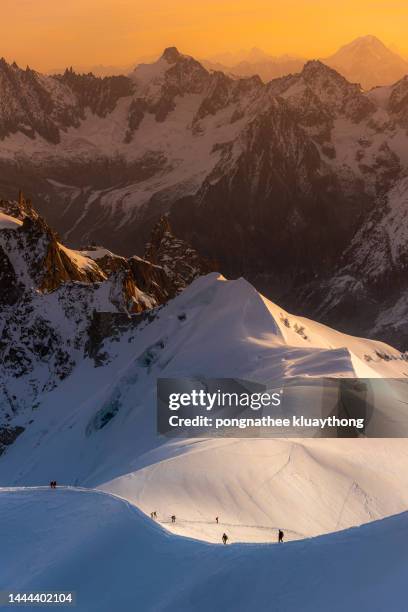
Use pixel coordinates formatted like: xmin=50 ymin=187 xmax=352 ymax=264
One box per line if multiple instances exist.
xmin=0 ymin=488 xmax=407 ymax=612
xmin=0 ymin=274 xmax=408 ymax=548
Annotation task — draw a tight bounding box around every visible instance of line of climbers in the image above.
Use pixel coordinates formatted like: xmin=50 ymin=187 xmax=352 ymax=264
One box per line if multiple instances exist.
xmin=48 ymin=484 xmax=285 ymax=545
xmin=150 ymin=511 xmax=285 ymax=545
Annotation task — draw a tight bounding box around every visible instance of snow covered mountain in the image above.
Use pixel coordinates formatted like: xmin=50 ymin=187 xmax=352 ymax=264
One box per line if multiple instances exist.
xmin=1 ymin=210 xmax=408 ymax=549
xmin=2 ymin=488 xmax=408 ymax=611
xmin=1 ymin=197 xmax=408 ymax=606
xmin=324 ymin=35 xmax=408 ymax=90
xmin=1 ymin=48 xmax=408 ymax=346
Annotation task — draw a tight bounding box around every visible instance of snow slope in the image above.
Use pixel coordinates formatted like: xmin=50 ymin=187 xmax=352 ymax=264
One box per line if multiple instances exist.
xmin=102 ymin=438 xmax=408 ymax=544
xmin=1 ymin=274 xmax=408 ymax=545
xmin=1 ymin=488 xmax=408 ymax=612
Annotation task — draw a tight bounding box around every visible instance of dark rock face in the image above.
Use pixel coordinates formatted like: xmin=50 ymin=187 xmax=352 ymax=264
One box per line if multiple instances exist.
xmin=0 ymin=59 xmax=64 ymax=142
xmin=194 ymin=71 xmax=262 ymax=126
xmin=145 ymin=216 xmax=217 ymax=293
xmin=56 ymin=69 xmax=133 ymax=118
xmin=388 ymin=76 xmax=408 ymax=127
xmin=0 ymin=425 xmax=24 ymax=455
xmin=125 ymin=98 xmax=148 ymax=142
xmin=0 ymin=245 xmax=22 ymax=305
xmin=0 ymin=59 xmax=134 ymax=144
xmin=84 ymin=309 xmax=156 ymax=366
xmin=170 ymin=100 xmax=367 ymax=286
xmin=128 ymin=256 xmax=171 ymax=304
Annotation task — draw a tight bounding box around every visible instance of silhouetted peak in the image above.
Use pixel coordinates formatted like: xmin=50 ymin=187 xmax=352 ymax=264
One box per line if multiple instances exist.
xmin=161 ymin=47 xmax=181 ymax=64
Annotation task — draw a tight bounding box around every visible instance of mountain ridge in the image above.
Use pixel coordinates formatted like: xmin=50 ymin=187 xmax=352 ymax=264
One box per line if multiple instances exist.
xmin=1 ymin=48 xmax=408 ymax=347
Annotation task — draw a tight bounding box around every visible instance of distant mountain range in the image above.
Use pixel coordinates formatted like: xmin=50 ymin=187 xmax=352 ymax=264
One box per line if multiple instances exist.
xmin=203 ymin=36 xmax=408 ymax=89
xmin=0 ymin=46 xmax=408 ymax=347
xmin=43 ymin=35 xmax=408 ymax=89
xmin=45 ymin=36 xmax=408 ymax=90
xmin=201 ymin=52 xmax=306 ymax=83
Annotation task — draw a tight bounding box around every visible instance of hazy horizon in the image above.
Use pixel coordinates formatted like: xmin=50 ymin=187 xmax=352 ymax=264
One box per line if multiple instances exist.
xmin=2 ymin=0 xmax=408 ymax=72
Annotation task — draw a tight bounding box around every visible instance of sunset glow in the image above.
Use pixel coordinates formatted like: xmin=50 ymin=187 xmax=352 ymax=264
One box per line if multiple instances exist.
xmin=2 ymin=0 xmax=408 ymax=71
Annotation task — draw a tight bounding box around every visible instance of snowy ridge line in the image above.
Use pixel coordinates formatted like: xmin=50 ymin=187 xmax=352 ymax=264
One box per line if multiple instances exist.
xmin=1 ymin=484 xmax=402 ymax=546
xmin=0 ymin=485 xmax=304 ymax=541
xmin=0 ymin=485 xmax=140 ymax=515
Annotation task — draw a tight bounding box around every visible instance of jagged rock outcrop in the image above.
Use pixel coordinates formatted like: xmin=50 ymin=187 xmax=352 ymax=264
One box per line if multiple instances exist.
xmin=0 ymin=194 xmax=214 ymax=426
xmin=0 ymin=209 xmax=105 ymax=292
xmin=56 ymin=69 xmax=133 ymax=118
xmin=268 ymin=60 xmax=376 ymax=142
xmin=145 ymin=216 xmax=217 ymax=293
xmin=128 ymin=256 xmax=172 ymax=304
xmin=83 ymin=217 xmax=215 ymax=307
xmin=0 ymin=191 xmax=38 ymax=221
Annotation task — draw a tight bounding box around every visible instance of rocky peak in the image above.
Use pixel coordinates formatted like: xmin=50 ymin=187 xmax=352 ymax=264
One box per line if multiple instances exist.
xmin=127 ymin=50 xmax=209 ymax=129
xmin=146 ymin=215 xmax=172 ymax=251
xmin=300 ymin=60 xmax=350 ymax=85
xmin=161 ymin=47 xmax=182 ymax=64
xmin=0 ymin=191 xmax=37 ymax=221
xmin=0 ymin=196 xmax=105 ymax=292
xmin=0 ymin=195 xmax=214 ymax=306
xmin=268 ymin=59 xmax=375 ymax=139
xmin=145 ymin=216 xmax=216 ymax=293
xmin=163 ymin=53 xmax=209 ymax=97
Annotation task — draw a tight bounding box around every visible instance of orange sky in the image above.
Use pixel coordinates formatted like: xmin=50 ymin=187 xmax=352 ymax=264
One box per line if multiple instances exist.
xmin=2 ymin=0 xmax=408 ymax=71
